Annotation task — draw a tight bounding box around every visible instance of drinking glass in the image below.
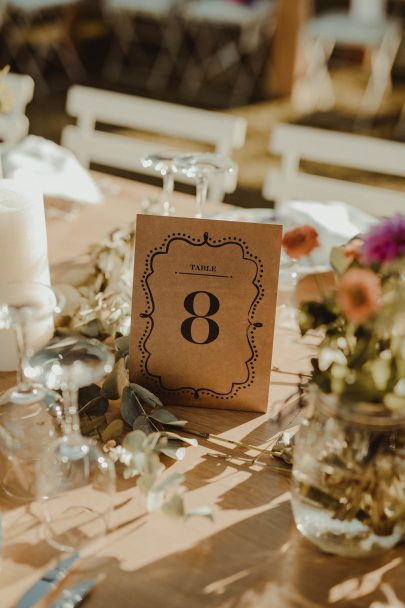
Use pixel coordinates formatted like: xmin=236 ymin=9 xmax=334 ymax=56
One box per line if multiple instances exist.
xmin=142 ymin=151 xmax=178 ymax=216
xmin=172 ymin=153 xmax=235 ymax=218
xmin=29 ymin=336 xmax=116 ymax=553
xmin=0 ymin=282 xmax=63 ymax=501
xmin=276 ymin=256 xmax=299 ymax=330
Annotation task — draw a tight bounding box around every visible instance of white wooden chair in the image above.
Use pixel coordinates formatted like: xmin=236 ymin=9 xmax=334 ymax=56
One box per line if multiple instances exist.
xmin=263 ymin=123 xmax=405 ymax=217
xmin=179 ymin=0 xmax=276 ymax=105
xmin=0 ymin=72 xmax=34 ymax=148
xmin=298 ymin=0 xmax=401 ymax=116
xmin=61 ymin=85 xmax=247 ymax=202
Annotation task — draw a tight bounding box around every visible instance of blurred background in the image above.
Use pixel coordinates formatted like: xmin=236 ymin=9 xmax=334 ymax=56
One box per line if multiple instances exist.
xmin=2 ymin=0 xmax=405 ymax=207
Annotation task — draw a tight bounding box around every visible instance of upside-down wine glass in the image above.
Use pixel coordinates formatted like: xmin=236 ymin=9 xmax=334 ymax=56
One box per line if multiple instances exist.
xmin=29 ymin=336 xmax=116 ymax=553
xmin=276 ymin=253 xmax=299 ymax=330
xmin=142 ymin=151 xmax=178 ymax=216
xmin=173 ymin=153 xmax=236 ymax=218
xmin=0 ymin=281 xmax=63 ymax=502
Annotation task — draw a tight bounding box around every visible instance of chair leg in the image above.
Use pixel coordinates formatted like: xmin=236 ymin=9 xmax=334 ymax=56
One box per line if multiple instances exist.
xmin=146 ymin=14 xmax=184 ymax=91
xmin=357 ymin=30 xmax=401 ymax=119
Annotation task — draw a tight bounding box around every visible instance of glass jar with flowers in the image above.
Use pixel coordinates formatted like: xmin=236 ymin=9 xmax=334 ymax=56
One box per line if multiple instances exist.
xmin=292 ymin=216 xmax=405 ymax=556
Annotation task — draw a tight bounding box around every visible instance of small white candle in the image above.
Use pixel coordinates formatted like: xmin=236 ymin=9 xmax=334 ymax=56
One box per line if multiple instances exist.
xmin=0 ymin=179 xmax=53 ymax=372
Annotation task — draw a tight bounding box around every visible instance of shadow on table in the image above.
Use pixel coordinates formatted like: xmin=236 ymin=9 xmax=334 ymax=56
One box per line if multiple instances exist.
xmin=91 ymin=505 xmax=404 ymax=608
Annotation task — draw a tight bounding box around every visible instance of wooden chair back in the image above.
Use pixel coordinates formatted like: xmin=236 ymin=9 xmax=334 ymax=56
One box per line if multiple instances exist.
xmin=263 ymin=123 xmax=405 ymax=216
xmin=62 ymin=85 xmax=247 ymax=202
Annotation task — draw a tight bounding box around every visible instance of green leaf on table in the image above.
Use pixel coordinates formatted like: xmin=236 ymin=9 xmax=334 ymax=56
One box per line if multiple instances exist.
xmin=79 ymin=395 xmax=109 ymax=417
xmin=149 ymin=408 xmax=187 ymax=427
xmin=115 ymin=335 xmax=130 ymax=357
xmin=186 ymin=506 xmax=214 ymax=522
xmin=79 ymin=318 xmax=108 ymax=339
xmin=120 ymin=386 xmax=142 ymax=427
xmin=80 ymin=415 xmax=106 ymax=436
xmin=159 ymin=439 xmax=186 ymax=461
xmin=133 ymin=414 xmax=155 ymax=435
xmin=78 ymin=383 xmax=101 ymax=406
xmin=101 ymin=358 xmax=128 ymax=400
xmin=163 ymin=431 xmax=198 ymax=447
xmin=137 ymin=473 xmax=158 ymax=496
xmin=129 ymin=383 xmax=162 ymax=407
xmin=123 ymin=429 xmax=146 ymax=452
xmin=101 ymin=419 xmax=124 ymax=442
xmin=161 ymin=493 xmax=186 ymax=519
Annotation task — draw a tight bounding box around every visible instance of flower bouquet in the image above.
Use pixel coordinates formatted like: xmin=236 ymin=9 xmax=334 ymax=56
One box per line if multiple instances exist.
xmin=292 ymin=215 xmax=405 ymax=556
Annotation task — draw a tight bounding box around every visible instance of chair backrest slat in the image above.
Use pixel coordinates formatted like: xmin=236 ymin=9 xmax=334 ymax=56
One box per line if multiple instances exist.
xmin=63 ymin=85 xmax=247 ymax=202
xmin=264 ymin=123 xmax=405 ymax=216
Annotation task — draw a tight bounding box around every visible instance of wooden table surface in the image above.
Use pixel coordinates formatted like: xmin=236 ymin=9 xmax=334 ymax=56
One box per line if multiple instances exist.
xmin=1 ymin=175 xmax=404 ymax=608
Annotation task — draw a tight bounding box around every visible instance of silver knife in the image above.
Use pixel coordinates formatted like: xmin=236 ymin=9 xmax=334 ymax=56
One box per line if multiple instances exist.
xmin=16 ymin=551 xmax=80 ymax=608
xmin=49 ymin=578 xmax=97 ymax=608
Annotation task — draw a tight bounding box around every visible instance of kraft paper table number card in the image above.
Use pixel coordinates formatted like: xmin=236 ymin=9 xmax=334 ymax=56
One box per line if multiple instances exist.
xmin=129 ymin=215 xmax=282 ymax=413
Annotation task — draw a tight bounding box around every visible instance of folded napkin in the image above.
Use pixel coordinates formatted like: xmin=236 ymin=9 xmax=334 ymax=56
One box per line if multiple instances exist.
xmin=279 ymin=200 xmax=378 ymax=272
xmin=3 ymin=135 xmax=102 ymax=204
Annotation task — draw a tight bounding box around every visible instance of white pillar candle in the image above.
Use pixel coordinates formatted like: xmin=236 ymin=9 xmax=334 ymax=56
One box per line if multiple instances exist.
xmin=0 ymin=179 xmax=53 ymax=372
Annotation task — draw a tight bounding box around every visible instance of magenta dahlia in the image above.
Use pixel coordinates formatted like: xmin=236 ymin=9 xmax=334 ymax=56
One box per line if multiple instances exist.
xmin=362 ymin=215 xmax=405 ymax=265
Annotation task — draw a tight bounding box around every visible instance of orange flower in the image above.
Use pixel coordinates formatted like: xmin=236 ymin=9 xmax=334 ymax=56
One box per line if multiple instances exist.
xmin=337 ymin=268 xmax=381 ymax=325
xmin=282 ymin=225 xmax=320 ymax=260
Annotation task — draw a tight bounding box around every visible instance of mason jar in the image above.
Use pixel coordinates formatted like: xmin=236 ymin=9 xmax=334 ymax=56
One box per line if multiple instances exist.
xmin=291 ymin=392 xmax=405 ymax=557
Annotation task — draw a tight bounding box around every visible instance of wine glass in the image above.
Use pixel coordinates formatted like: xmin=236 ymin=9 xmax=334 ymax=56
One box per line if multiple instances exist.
xmin=141 ymin=151 xmax=178 ymax=216
xmin=0 ymin=281 xmax=63 ymax=502
xmin=276 ymin=254 xmax=299 ymax=330
xmin=29 ymin=336 xmax=116 ymax=553
xmin=172 ymin=153 xmax=236 ymax=218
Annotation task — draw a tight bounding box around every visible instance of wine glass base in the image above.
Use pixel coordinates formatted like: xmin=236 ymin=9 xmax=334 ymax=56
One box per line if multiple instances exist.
xmin=42 ymin=504 xmax=109 ymax=554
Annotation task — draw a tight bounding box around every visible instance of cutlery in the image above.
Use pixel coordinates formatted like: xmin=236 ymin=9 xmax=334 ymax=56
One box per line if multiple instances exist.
xmin=49 ymin=578 xmax=97 ymax=608
xmin=16 ymin=551 xmax=80 ymax=608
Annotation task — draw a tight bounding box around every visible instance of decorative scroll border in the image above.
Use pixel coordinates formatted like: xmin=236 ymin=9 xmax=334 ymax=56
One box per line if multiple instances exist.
xmin=138 ymin=231 xmax=264 ymax=401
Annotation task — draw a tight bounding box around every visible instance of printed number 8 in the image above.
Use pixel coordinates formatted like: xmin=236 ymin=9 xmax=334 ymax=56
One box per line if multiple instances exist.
xmin=181 ymin=291 xmax=220 ymax=345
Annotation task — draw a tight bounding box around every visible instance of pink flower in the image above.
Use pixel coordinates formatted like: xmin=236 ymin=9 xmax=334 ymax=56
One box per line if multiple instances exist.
xmin=363 ymin=215 xmax=405 ymax=265
xmin=337 ymin=268 xmax=381 ymax=325
xmin=282 ymin=225 xmax=320 ymax=260
xmin=344 ymin=238 xmax=364 ymax=263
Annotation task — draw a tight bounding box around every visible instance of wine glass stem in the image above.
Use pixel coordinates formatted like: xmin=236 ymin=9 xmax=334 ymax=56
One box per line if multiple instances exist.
xmin=14 ymin=313 xmax=29 ymax=390
xmin=196 ymin=177 xmax=208 ymax=219
xmin=162 ymin=172 xmax=174 ymax=216
xmin=62 ymin=384 xmax=81 ymax=438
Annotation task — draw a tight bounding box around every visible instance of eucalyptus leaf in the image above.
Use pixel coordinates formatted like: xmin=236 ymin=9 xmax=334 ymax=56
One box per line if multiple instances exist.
xmin=78 ymin=383 xmax=101 ymax=406
xmin=129 ymin=383 xmax=162 ymax=407
xmin=123 ymin=429 xmax=146 ymax=453
xmin=79 ymin=395 xmax=109 ymax=417
xmin=163 ymin=432 xmax=198 ymax=447
xmin=101 ymin=358 xmax=128 ymax=400
xmin=186 ymin=506 xmax=214 ymax=521
xmin=120 ymin=386 xmax=142 ymax=427
xmin=161 ymin=493 xmax=186 ymax=519
xmin=137 ymin=473 xmax=158 ymax=496
xmin=159 ymin=439 xmax=186 ymax=461
xmin=101 ymin=419 xmax=124 ymax=442
xmin=79 ymin=318 xmax=108 ymax=339
xmin=133 ymin=415 xmax=155 ymax=435
xmin=149 ymin=408 xmax=187 ymax=427
xmin=80 ymin=415 xmax=106 ymax=435
xmin=115 ymin=335 xmax=130 ymax=357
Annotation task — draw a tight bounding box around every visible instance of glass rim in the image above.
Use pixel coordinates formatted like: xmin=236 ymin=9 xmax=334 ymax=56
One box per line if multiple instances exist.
xmin=314 ymin=389 xmax=405 ymax=429
xmin=0 ymin=281 xmax=63 ymax=324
